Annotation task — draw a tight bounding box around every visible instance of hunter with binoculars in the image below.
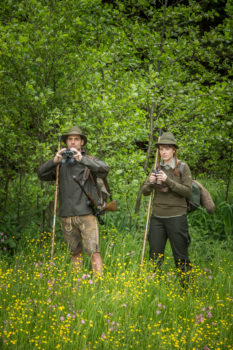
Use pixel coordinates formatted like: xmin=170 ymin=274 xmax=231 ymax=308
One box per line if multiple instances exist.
xmin=38 ymin=126 xmax=110 ymax=276
xmin=142 ymin=132 xmax=193 ymax=288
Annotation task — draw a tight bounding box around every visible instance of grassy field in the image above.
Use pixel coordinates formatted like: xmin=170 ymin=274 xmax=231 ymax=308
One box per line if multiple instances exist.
xmin=0 ymin=221 xmax=232 ymax=350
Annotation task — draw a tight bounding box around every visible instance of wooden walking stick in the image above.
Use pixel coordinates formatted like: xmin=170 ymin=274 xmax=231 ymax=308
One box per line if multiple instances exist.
xmin=50 ymin=135 xmax=62 ymax=264
xmin=140 ymin=129 xmax=162 ymax=266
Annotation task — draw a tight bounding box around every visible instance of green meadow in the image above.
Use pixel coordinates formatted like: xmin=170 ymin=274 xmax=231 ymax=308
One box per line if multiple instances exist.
xmin=1 ymin=186 xmax=232 ymax=350
xmin=1 ymin=1 xmax=233 ymax=348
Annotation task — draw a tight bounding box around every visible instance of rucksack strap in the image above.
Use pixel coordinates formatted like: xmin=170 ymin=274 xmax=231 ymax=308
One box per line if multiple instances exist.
xmin=82 ymin=167 xmax=96 ymax=187
xmin=81 ymin=167 xmax=91 ymax=185
xmin=102 ymin=177 xmax=112 ymax=201
xmin=176 ymin=161 xmax=185 ymax=177
xmin=175 ymin=161 xmax=189 ymax=210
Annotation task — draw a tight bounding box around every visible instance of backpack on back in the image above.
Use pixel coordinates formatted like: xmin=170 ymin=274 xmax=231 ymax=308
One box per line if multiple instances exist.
xmin=95 ymin=176 xmax=117 ymax=212
xmin=188 ymin=180 xmax=201 ymax=212
xmin=179 ymin=162 xmax=215 ymax=214
xmin=82 ymin=166 xmax=117 ymax=213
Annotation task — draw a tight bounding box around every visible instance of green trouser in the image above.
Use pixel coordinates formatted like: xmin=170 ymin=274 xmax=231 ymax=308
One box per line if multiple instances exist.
xmin=148 ymin=215 xmax=191 ymax=277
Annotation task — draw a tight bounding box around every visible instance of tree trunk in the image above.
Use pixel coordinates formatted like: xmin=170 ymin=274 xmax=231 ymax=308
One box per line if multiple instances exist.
xmin=135 ymin=102 xmax=155 ymax=215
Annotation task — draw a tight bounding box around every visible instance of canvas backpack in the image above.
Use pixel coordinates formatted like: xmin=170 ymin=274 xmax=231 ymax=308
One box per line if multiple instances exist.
xmin=179 ymin=162 xmax=215 ymax=214
xmin=82 ymin=166 xmax=117 ymax=212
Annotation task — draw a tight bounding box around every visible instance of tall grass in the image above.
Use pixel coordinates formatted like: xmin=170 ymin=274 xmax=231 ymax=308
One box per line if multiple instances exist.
xmin=0 ymin=226 xmax=232 ymax=350
xmin=0 ymin=180 xmax=232 ymax=349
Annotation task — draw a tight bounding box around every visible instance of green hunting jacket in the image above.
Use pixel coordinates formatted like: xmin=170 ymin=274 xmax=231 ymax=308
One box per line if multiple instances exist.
xmin=38 ymin=154 xmax=109 ymax=217
xmin=142 ymin=161 xmax=192 ymax=217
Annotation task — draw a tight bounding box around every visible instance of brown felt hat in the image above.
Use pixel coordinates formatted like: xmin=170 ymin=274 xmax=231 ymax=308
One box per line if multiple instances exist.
xmin=61 ymin=126 xmax=87 ymax=145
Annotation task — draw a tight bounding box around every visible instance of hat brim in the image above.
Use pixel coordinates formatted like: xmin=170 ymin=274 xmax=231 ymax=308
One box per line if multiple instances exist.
xmin=156 ymin=142 xmax=178 ymax=149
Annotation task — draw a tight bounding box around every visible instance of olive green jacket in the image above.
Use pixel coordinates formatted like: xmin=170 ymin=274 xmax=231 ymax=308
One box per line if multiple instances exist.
xmin=142 ymin=161 xmax=192 ymax=217
xmin=38 ymin=155 xmax=109 ymax=217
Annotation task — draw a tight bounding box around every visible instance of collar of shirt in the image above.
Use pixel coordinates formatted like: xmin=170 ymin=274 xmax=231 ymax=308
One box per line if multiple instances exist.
xmin=160 ymin=157 xmax=176 ymax=170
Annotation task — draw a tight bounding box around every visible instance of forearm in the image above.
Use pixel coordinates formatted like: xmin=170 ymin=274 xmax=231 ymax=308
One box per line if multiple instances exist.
xmin=164 ymin=177 xmax=192 ymax=198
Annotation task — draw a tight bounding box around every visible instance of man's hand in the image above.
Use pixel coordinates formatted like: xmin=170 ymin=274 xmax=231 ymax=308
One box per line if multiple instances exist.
xmin=70 ymin=148 xmax=83 ymax=162
xmin=54 ymin=148 xmax=83 ymax=164
xmin=53 ymin=148 xmax=67 ymax=164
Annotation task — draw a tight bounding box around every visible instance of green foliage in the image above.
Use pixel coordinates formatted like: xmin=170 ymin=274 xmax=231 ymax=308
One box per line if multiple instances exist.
xmin=0 ymin=0 xmax=232 ymax=234
xmin=187 ymin=179 xmax=232 ymax=240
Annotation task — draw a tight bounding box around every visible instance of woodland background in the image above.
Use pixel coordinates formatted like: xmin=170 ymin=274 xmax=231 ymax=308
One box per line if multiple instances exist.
xmin=0 ymin=0 xmax=232 ymax=246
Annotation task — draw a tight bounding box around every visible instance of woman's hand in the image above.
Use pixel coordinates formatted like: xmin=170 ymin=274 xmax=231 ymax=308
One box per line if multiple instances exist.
xmin=149 ymin=173 xmax=156 ymax=184
xmin=156 ymin=170 xmax=167 ymax=182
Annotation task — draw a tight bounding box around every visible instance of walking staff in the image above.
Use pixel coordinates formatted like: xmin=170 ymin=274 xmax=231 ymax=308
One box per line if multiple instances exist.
xmin=50 ymin=136 xmax=61 ymax=264
xmin=140 ymin=129 xmax=162 ymax=266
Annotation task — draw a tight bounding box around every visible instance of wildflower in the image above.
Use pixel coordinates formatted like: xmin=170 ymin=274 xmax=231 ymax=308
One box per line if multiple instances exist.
xmin=60 ymin=316 xmax=65 ymax=321
xmin=158 ymin=302 xmax=166 ymax=309
xmin=88 ymin=279 xmax=93 ymax=284
xmin=156 ymin=310 xmax=161 ymax=315
xmin=101 ymin=333 xmax=106 ymax=340
xmin=122 ymin=304 xmax=127 ymax=308
xmin=127 ymin=250 xmax=135 ymax=255
xmin=195 ymin=314 xmax=205 ymax=324
xmin=81 ymin=319 xmax=85 ymax=324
